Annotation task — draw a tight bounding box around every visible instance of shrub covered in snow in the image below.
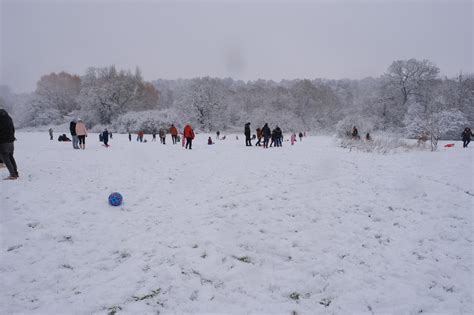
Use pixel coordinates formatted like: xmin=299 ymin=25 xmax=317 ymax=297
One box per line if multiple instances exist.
xmin=111 ymin=109 xmax=181 ymax=133
xmin=339 ymin=133 xmax=420 ymax=153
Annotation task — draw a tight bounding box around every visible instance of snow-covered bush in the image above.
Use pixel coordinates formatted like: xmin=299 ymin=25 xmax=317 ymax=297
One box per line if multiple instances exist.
xmin=112 ymin=109 xmax=180 ymax=133
xmin=339 ymin=133 xmax=420 ymax=153
xmin=404 ymin=99 xmax=468 ymax=151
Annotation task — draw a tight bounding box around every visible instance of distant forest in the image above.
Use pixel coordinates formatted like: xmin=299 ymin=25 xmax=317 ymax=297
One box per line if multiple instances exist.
xmin=0 ymin=58 xmax=472 ymax=139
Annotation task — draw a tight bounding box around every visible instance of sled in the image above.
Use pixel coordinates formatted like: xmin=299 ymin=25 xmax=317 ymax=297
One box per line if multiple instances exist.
xmin=444 ymin=143 xmax=455 ymax=148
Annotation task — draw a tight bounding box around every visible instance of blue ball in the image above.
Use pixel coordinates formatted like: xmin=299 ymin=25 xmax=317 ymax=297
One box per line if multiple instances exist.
xmin=108 ymin=192 xmax=123 ymax=206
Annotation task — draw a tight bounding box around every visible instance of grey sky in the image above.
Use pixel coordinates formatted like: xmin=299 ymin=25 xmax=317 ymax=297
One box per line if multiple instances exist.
xmin=1 ymin=0 xmax=472 ymax=93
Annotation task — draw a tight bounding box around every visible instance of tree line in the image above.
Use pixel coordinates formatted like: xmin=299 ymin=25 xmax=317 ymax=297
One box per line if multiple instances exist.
xmin=0 ymin=59 xmax=472 ymax=139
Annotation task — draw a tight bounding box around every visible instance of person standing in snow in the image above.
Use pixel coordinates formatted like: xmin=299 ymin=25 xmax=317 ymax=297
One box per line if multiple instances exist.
xmin=299 ymin=132 xmax=303 ymax=142
xmin=291 ymin=133 xmax=296 ymax=145
xmin=128 ymin=132 xmax=132 ymax=142
xmin=102 ymin=129 xmax=109 ymax=147
xmin=0 ymin=109 xmax=19 ymax=180
xmin=183 ymin=124 xmax=195 ymax=149
xmin=138 ymin=130 xmax=144 ymax=142
xmin=75 ymin=119 xmax=88 ymax=150
xmin=70 ymin=119 xmax=79 ymax=149
xmin=262 ymin=123 xmax=271 ymax=148
xmin=275 ymin=125 xmax=283 ymax=147
xmin=255 ymin=127 xmax=262 ymax=146
xmin=352 ymin=126 xmax=359 ymax=140
xmin=462 ymin=127 xmax=473 ymax=148
xmin=48 ymin=128 xmax=53 ymax=140
xmin=159 ymin=128 xmax=167 ymax=144
xmin=208 ymin=136 xmax=214 ymax=145
xmin=169 ymin=124 xmax=178 ymax=144
xmin=244 ymin=122 xmax=252 ymax=146
xmin=152 ymin=130 xmax=157 ymax=142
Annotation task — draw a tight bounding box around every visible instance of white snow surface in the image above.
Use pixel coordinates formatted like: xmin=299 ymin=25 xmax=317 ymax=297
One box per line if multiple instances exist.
xmin=1 ymin=132 xmax=472 ymax=314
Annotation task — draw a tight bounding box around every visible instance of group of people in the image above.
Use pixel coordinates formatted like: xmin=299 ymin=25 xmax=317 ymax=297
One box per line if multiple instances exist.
xmin=345 ymin=126 xmax=371 ymax=141
xmin=149 ymin=124 xmax=180 ymax=145
xmin=245 ymin=123 xmax=305 ymax=148
xmin=69 ymin=119 xmax=88 ymax=149
xmin=128 ymin=124 xmax=195 ymax=149
xmin=2 ymin=105 xmax=474 ymax=181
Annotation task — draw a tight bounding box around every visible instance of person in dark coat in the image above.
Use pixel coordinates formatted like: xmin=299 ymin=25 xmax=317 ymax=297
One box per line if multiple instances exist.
xmin=352 ymin=126 xmax=359 ymax=139
xmin=299 ymin=132 xmax=303 ymax=142
xmin=244 ymin=122 xmax=252 ymax=146
xmin=70 ymin=119 xmax=79 ymax=149
xmin=128 ymin=133 xmax=132 ymax=142
xmin=0 ymin=109 xmax=19 ymax=180
xmin=462 ymin=127 xmax=473 ymax=148
xmin=262 ymin=123 xmax=271 ymax=148
xmin=58 ymin=134 xmax=71 ymax=141
xmin=270 ymin=129 xmax=277 ymax=147
xmin=102 ymin=129 xmax=110 ymax=147
xmin=275 ymin=125 xmax=283 ymax=147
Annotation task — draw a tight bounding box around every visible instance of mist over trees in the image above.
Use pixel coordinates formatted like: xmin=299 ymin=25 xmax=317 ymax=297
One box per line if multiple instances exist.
xmin=1 ymin=59 xmax=472 ymax=139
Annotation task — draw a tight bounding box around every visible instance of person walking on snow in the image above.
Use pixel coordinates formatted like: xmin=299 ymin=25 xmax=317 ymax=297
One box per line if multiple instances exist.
xmin=137 ymin=130 xmax=144 ymax=142
xmin=216 ymin=130 xmax=220 ymax=140
xmin=183 ymin=124 xmax=195 ymax=149
xmin=275 ymin=125 xmax=283 ymax=147
xmin=102 ymin=129 xmax=110 ymax=147
xmin=245 ymin=122 xmax=252 ymax=146
xmin=255 ymin=127 xmax=262 ymax=146
xmin=159 ymin=128 xmax=167 ymax=144
xmin=49 ymin=128 xmax=53 ymax=140
xmin=70 ymin=119 xmax=79 ymax=149
xmin=299 ymin=132 xmax=303 ymax=142
xmin=0 ymin=109 xmax=19 ymax=180
xmin=462 ymin=127 xmax=473 ymax=148
xmin=75 ymin=119 xmax=88 ymax=149
xmin=291 ymin=133 xmax=296 ymax=145
xmin=262 ymin=123 xmax=271 ymax=148
xmin=169 ymin=124 xmax=178 ymax=144
xmin=128 ymin=132 xmax=132 ymax=142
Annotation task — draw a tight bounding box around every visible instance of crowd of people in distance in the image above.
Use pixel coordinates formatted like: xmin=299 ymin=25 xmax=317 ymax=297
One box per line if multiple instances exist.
xmin=1 ymin=106 xmax=474 ymax=180
xmin=244 ymin=122 xmax=307 ymax=148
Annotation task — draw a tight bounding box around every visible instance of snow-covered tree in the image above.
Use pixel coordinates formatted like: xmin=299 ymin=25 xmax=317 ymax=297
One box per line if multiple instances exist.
xmin=78 ymin=66 xmax=159 ymax=125
xmin=35 ymin=72 xmax=81 ymax=115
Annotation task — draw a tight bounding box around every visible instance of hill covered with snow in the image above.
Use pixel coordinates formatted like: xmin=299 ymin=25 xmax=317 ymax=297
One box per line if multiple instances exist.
xmin=1 ymin=133 xmax=472 ymax=314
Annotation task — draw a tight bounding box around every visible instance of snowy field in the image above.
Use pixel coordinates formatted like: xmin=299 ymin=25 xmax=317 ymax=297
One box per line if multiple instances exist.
xmin=1 ymin=132 xmax=472 ymax=314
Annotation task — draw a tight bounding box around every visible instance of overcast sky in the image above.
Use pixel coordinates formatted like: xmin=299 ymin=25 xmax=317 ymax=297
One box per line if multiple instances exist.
xmin=1 ymin=0 xmax=472 ymax=93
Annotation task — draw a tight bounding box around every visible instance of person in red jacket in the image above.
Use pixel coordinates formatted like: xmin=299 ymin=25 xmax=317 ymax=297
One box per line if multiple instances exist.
xmin=183 ymin=124 xmax=195 ymax=149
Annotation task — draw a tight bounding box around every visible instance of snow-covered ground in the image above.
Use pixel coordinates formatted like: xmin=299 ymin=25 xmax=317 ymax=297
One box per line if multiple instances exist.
xmin=1 ymin=132 xmax=472 ymax=314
